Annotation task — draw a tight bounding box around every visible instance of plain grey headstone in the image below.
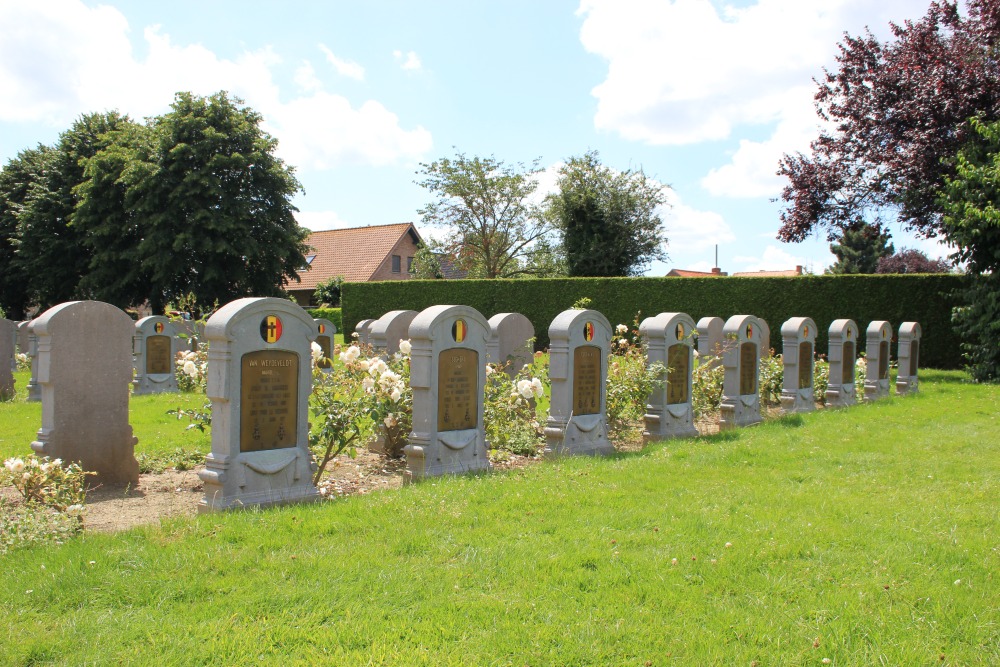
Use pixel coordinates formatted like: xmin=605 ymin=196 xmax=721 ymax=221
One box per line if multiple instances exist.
xmin=779 ymin=316 xmax=817 ymax=414
xmin=354 ymin=319 xmax=375 ymax=346
xmin=825 ymin=319 xmax=859 ymax=408
xmin=864 ymin=321 xmax=893 ymax=402
xmin=29 ymin=301 xmax=139 ymax=484
xmin=639 ymin=312 xmax=698 ymax=442
xmin=544 ymin=309 xmax=614 ymax=456
xmin=404 ymin=304 xmax=491 ymax=482
xmin=719 ymin=314 xmax=764 ymax=430
xmin=896 ymin=321 xmax=921 ymax=395
xmin=487 ymin=312 xmax=534 ymax=378
xmin=696 ymin=316 xmax=724 ymax=358
xmin=199 ymin=297 xmax=320 ymax=512
xmin=132 ymin=316 xmax=180 ymax=395
xmin=370 ymin=310 xmax=418 ymax=356
xmin=0 ymin=318 xmax=14 ymax=399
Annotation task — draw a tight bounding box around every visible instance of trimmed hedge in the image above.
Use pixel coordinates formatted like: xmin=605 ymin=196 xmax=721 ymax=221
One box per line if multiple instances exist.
xmin=305 ymin=307 xmax=343 ymax=334
xmin=342 ymin=275 xmax=967 ymax=369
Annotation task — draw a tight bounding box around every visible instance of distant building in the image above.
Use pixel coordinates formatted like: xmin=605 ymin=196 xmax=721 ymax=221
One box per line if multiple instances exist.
xmin=666 ymin=267 xmax=728 ymax=277
xmin=666 ymin=265 xmax=804 ymax=278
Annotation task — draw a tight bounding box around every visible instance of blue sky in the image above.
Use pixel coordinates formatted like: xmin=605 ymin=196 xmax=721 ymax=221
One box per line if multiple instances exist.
xmin=0 ymin=0 xmax=946 ymax=275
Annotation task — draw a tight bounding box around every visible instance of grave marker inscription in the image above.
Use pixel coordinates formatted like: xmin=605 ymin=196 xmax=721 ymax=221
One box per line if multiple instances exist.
xmin=864 ymin=321 xmax=893 ymax=402
xmin=720 ymin=315 xmax=764 ymax=429
xmin=132 ymin=316 xmax=180 ymax=395
xmin=779 ymin=317 xmax=817 ymax=414
xmin=825 ymin=319 xmax=859 ymax=408
xmin=639 ymin=312 xmax=698 ymax=441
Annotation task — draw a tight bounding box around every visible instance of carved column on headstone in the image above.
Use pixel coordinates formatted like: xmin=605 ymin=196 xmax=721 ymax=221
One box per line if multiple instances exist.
xmin=896 ymin=321 xmax=921 ymax=395
xmin=486 ymin=312 xmax=534 ymax=378
xmin=314 ymin=318 xmax=337 ymax=372
xmin=199 ymin=297 xmax=319 ymax=511
xmin=369 ymin=310 xmax=417 ymax=356
xmin=30 ymin=301 xmax=139 ymax=484
xmin=640 ymin=312 xmax=698 ymax=442
xmin=779 ymin=317 xmax=817 ymax=414
xmin=133 ymin=316 xmax=180 ymax=395
xmin=719 ymin=314 xmax=764 ymax=430
xmin=825 ymin=319 xmax=859 ymax=408
xmin=544 ymin=309 xmax=614 ymax=456
xmin=864 ymin=321 xmax=893 ymax=402
xmin=404 ymin=305 xmax=491 ymax=482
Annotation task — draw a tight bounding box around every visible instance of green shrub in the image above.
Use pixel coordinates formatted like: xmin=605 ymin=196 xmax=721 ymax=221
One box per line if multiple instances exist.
xmin=306 ymin=307 xmax=343 ymax=334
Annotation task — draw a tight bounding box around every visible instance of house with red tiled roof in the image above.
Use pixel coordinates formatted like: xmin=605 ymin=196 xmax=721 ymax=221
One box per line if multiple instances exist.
xmin=666 ymin=265 xmax=804 ymax=278
xmin=285 ymin=223 xmax=423 ymax=306
xmin=666 ymin=267 xmax=728 ymax=277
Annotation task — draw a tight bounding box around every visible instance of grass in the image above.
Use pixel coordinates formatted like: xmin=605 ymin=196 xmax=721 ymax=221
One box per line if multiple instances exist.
xmin=1 ymin=369 xmax=997 ymax=664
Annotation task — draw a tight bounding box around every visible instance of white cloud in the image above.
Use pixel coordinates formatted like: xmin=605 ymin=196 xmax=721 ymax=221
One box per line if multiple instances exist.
xmin=295 ymin=210 xmax=353 ymax=231
xmin=319 ymin=44 xmax=364 ymax=81
xmin=393 ymin=50 xmax=422 ymax=71
xmin=0 ymin=1 xmax=431 ymax=170
xmin=661 ymin=190 xmax=735 ymax=261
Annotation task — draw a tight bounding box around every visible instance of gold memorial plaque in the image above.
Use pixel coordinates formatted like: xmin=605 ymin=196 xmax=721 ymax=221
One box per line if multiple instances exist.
xmin=879 ymin=341 xmax=889 ymax=380
xmin=842 ymin=341 xmax=855 ymax=384
xmin=240 ymin=350 xmax=298 ymax=453
xmin=145 ymin=335 xmax=172 ymax=375
xmin=316 ymin=335 xmax=333 ymax=369
xmin=739 ymin=342 xmax=757 ymax=395
xmin=666 ymin=343 xmax=689 ymax=405
xmin=573 ymin=345 xmax=601 ymax=415
xmin=438 ymin=348 xmax=478 ymax=431
xmin=909 ymin=340 xmax=919 ymax=377
xmin=798 ymin=342 xmax=813 ymax=389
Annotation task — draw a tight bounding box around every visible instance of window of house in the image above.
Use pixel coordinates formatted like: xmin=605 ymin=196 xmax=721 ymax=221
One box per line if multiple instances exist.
xmin=301 ymin=254 xmax=316 ymax=271
xmin=407 ymin=256 xmax=414 ymax=273
xmin=392 ymin=255 xmax=401 ymax=273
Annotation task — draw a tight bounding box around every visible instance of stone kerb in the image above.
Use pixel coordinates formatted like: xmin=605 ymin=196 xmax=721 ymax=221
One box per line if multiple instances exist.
xmin=354 ymin=319 xmax=375 ymax=346
xmin=544 ymin=309 xmax=614 ymax=456
xmin=896 ymin=321 xmax=921 ymax=395
xmin=198 ymin=297 xmax=319 ymax=512
xmin=132 ymin=316 xmax=180 ymax=395
xmin=29 ymin=301 xmax=139 ymax=484
xmin=825 ymin=319 xmax=859 ymax=408
xmin=369 ymin=310 xmax=417 ymax=356
xmin=314 ymin=318 xmax=337 ymax=372
xmin=487 ymin=312 xmax=534 ymax=379
xmin=779 ymin=317 xmax=817 ymax=414
xmin=696 ymin=316 xmax=724 ymax=360
xmin=0 ymin=318 xmax=14 ymax=399
xmin=25 ymin=321 xmax=40 ymax=402
xmin=864 ymin=321 xmax=893 ymax=402
xmin=719 ymin=314 xmax=764 ymax=430
xmin=639 ymin=312 xmax=698 ymax=442
xmin=404 ymin=304 xmax=491 ymax=482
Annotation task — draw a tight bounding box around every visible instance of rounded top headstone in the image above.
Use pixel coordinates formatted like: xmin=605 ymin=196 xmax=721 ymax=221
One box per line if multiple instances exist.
xmin=781 ymin=317 xmax=817 ymax=341
xmin=898 ymin=321 xmax=921 ymax=339
xmin=205 ymin=297 xmax=315 ymax=344
xmin=866 ymin=320 xmax=892 ymax=341
xmin=549 ymin=309 xmax=612 ymax=344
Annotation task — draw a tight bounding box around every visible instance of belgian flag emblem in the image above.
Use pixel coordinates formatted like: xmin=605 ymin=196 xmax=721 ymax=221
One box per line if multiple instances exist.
xmin=746 ymin=323 xmax=754 ymax=339
xmin=154 ymin=322 xmax=164 ymax=334
xmin=318 ymin=324 xmax=326 ymax=334
xmin=261 ymin=315 xmax=283 ymax=343
xmin=583 ymin=321 xmax=594 ymax=342
xmin=452 ymin=319 xmax=466 ymax=343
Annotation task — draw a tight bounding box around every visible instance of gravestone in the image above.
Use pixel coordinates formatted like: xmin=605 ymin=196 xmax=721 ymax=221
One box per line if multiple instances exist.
xmin=487 ymin=312 xmax=534 ymax=378
xmin=354 ymin=318 xmax=375 ymax=346
xmin=544 ymin=309 xmax=614 ymax=456
xmin=370 ymin=310 xmax=418 ymax=356
xmin=29 ymin=301 xmax=139 ymax=484
xmin=198 ymin=297 xmax=320 ymax=512
xmin=719 ymin=314 xmax=764 ymax=429
xmin=25 ymin=321 xmax=40 ymax=402
xmin=759 ymin=318 xmax=772 ymax=359
xmin=314 ymin=318 xmax=337 ymax=372
xmin=132 ymin=316 xmax=180 ymax=395
xmin=825 ymin=319 xmax=859 ymax=408
xmin=864 ymin=321 xmax=893 ymax=402
xmin=896 ymin=321 xmax=921 ymax=395
xmin=0 ymin=318 xmax=14 ymax=400
xmin=779 ymin=317 xmax=817 ymax=414
xmin=404 ymin=305 xmax=491 ymax=481
xmin=639 ymin=312 xmax=698 ymax=441
xmin=16 ymin=320 xmax=29 ymax=354
xmin=696 ymin=316 xmax=725 ymax=359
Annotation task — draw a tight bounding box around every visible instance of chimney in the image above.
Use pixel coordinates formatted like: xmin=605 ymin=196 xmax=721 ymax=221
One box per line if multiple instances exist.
xmin=711 ymin=267 xmax=722 ymax=275
xmin=795 ymin=265 xmax=803 ymax=275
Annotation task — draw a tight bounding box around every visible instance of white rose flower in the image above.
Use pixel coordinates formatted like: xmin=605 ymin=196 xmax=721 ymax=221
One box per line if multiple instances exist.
xmin=4 ymin=458 xmax=24 ymax=474
xmin=399 ymin=339 xmax=412 ymax=355
xmin=183 ymin=360 xmax=198 ymax=377
xmin=390 ymin=388 xmax=402 ymax=402
xmin=530 ymin=377 xmax=544 ymax=399
xmin=618 ymin=338 xmax=629 ymax=348
xmin=362 ymin=377 xmax=375 ymax=392
xmin=616 ymin=324 xmax=628 ymax=334
xmin=485 ymin=365 xmax=494 ymax=375
xmin=339 ymin=345 xmax=361 ymax=364
xmin=65 ymin=504 xmax=84 ymax=516
xmin=358 ymin=360 xmax=370 ymax=371
xmin=517 ymin=379 xmax=534 ymax=400
xmin=384 ymin=414 xmax=397 ymax=428
xmin=311 ymin=342 xmax=323 ymax=364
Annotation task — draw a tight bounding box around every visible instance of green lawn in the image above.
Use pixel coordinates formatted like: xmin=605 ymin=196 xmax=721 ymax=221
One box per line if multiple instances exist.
xmin=1 ymin=370 xmax=997 ymax=665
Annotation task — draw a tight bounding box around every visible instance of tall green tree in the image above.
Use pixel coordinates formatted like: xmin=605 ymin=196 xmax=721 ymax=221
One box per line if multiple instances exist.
xmin=0 ymin=145 xmax=52 ymax=319
xmin=114 ymin=91 xmax=308 ymax=314
xmin=416 ymin=151 xmax=552 ymax=278
xmin=17 ymin=112 xmax=133 ymax=310
xmin=545 ymin=151 xmax=668 ymax=277
xmin=827 ymin=224 xmax=895 ymax=274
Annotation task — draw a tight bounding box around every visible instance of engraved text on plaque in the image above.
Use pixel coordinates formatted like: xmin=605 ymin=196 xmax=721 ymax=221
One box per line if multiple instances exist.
xmin=842 ymin=341 xmax=855 ymax=384
xmin=145 ymin=335 xmax=172 ymax=375
xmin=798 ymin=341 xmax=813 ymax=389
xmin=739 ymin=342 xmax=757 ymax=395
xmin=573 ymin=345 xmax=601 ymax=415
xmin=666 ymin=343 xmax=689 ymax=405
xmin=240 ymin=350 xmax=298 ymax=452
xmin=438 ymin=348 xmax=478 ymax=431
